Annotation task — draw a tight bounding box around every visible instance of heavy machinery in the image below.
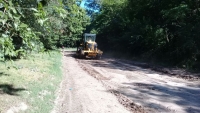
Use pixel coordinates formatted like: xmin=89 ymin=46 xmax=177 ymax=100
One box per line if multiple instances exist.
xmin=76 ymin=33 xmax=103 ymax=59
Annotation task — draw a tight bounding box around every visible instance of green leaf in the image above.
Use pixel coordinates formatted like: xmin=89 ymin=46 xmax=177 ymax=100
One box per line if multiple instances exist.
xmin=14 ymin=22 xmax=18 ymax=30
xmin=8 ymin=1 xmax=13 ymax=6
xmin=38 ymin=18 xmax=48 ymax=26
xmin=10 ymin=7 xmax=17 ymax=14
xmin=5 ymin=48 xmax=9 ymax=55
xmin=20 ymin=23 xmax=28 ymax=28
xmin=30 ymin=8 xmax=38 ymax=12
xmin=13 ymin=16 xmax=20 ymax=21
xmin=0 ymin=19 xmax=6 ymax=25
xmin=2 ymin=34 xmax=8 ymax=38
xmin=8 ymin=11 xmax=13 ymax=19
xmin=3 ymin=2 xmax=8 ymax=10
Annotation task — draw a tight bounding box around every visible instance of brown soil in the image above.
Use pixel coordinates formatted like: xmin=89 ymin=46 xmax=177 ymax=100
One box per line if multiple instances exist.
xmin=52 ymin=51 xmax=200 ymax=113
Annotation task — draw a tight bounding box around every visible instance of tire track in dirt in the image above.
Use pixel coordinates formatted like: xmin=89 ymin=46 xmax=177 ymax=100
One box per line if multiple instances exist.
xmin=52 ymin=51 xmax=130 ymax=113
xmin=77 ymin=59 xmax=146 ymax=113
xmin=76 ymin=56 xmax=200 ymax=113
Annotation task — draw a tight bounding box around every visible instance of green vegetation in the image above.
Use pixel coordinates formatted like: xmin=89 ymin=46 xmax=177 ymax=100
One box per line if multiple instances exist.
xmin=1 ymin=0 xmax=200 ymax=111
xmin=86 ymin=0 xmax=200 ymax=69
xmin=0 ymin=0 xmax=88 ymax=112
xmin=0 ymin=0 xmax=89 ymax=59
xmin=0 ymin=51 xmax=62 ymax=112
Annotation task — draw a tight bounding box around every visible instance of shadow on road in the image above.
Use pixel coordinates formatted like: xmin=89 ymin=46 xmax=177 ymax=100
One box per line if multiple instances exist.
xmin=118 ymin=82 xmax=200 ymax=112
xmin=81 ymin=56 xmax=200 ymax=80
xmin=0 ymin=72 xmax=10 ymax=77
xmin=0 ymin=84 xmax=26 ymax=96
xmin=64 ymin=50 xmax=200 ymax=112
xmin=81 ymin=58 xmax=165 ymax=76
xmin=64 ymin=51 xmax=76 ymax=58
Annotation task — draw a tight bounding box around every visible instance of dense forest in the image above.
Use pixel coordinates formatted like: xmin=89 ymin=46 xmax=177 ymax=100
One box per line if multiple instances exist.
xmin=1 ymin=0 xmax=200 ymax=69
xmin=86 ymin=0 xmax=200 ymax=69
xmin=0 ymin=0 xmax=89 ymax=59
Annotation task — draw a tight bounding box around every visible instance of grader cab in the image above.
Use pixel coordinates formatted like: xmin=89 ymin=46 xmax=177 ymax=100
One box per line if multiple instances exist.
xmin=76 ymin=33 xmax=103 ymax=59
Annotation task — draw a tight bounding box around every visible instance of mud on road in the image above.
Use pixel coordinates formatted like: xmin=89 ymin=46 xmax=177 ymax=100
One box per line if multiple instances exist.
xmin=53 ymin=51 xmax=200 ymax=113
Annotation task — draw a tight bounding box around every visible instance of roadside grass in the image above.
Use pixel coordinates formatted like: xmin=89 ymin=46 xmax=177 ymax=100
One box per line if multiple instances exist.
xmin=0 ymin=51 xmax=62 ymax=113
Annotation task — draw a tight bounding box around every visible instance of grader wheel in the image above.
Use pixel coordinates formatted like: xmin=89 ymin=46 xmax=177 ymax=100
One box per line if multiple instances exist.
xmin=96 ymin=54 xmax=102 ymax=60
xmin=79 ymin=50 xmax=85 ymax=59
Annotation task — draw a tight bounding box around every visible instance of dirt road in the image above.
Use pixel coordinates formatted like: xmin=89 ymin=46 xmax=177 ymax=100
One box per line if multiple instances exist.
xmin=52 ymin=51 xmax=200 ymax=113
xmin=51 ymin=51 xmax=130 ymax=113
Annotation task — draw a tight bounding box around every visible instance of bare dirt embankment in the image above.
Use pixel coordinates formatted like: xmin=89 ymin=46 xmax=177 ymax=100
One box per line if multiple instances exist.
xmin=53 ymin=51 xmax=200 ymax=113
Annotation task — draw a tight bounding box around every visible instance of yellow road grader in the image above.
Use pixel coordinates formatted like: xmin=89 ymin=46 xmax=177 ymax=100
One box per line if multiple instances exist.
xmin=76 ymin=33 xmax=103 ymax=59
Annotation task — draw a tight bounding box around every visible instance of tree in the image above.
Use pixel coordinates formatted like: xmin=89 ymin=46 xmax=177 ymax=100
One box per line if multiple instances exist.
xmin=0 ymin=0 xmax=89 ymax=60
xmin=87 ymin=0 xmax=200 ymax=69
